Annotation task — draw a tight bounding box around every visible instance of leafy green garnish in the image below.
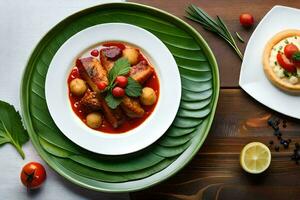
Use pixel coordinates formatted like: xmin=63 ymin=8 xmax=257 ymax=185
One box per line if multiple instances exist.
xmin=105 ymin=93 xmax=122 ymax=109
xmin=105 ymin=58 xmax=131 ymax=109
xmin=126 ymin=77 xmax=142 ymax=97
xmin=0 ymin=101 xmax=28 ymax=159
xmin=284 ymin=70 xmax=291 ymax=78
xmin=284 ymin=39 xmax=289 ymax=44
xmin=108 ymin=58 xmax=130 ymax=85
xmin=185 ymin=5 xmax=243 ymax=60
xmin=292 ymin=52 xmax=300 ymax=61
xmin=274 ymin=61 xmax=277 ymax=66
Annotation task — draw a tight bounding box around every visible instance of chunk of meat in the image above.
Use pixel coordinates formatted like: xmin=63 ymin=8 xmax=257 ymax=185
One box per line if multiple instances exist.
xmin=79 ymin=91 xmax=101 ymax=113
xmin=102 ymin=47 xmax=122 ymax=60
xmin=100 ymin=47 xmax=122 ymax=71
xmin=76 ymin=57 xmax=108 ymax=92
xmin=101 ymin=100 xmax=125 ymax=128
xmin=130 ymin=60 xmax=154 ymax=84
xmin=121 ymin=96 xmax=144 ymax=118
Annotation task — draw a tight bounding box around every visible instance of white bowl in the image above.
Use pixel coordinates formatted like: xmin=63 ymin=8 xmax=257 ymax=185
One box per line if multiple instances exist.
xmin=45 ymin=23 xmax=181 ymax=155
xmin=239 ymin=6 xmax=300 ymax=119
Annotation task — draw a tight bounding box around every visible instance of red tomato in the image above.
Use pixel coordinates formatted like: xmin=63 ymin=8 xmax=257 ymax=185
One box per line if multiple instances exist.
xmin=112 ymin=87 xmax=125 ymax=97
xmin=115 ymin=76 xmax=128 ymax=88
xmin=239 ymin=13 xmax=254 ymax=27
xmin=90 ymin=49 xmax=99 ymax=57
xmin=96 ymin=81 xmax=107 ymax=90
xmin=20 ymin=162 xmax=46 ymax=189
xmin=284 ymin=44 xmax=299 ymax=59
xmin=277 ymin=53 xmax=296 ymax=72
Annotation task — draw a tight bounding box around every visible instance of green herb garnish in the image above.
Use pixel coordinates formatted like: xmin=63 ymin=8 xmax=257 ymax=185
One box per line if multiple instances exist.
xmin=126 ymin=77 xmax=142 ymax=97
xmin=284 ymin=70 xmax=291 ymax=78
xmin=185 ymin=4 xmax=243 ymax=60
xmin=292 ymin=52 xmax=300 ymax=61
xmin=105 ymin=93 xmax=122 ymax=109
xmin=284 ymin=39 xmax=289 ymax=44
xmin=278 ymin=46 xmax=283 ymax=51
xmin=108 ymin=58 xmax=130 ymax=84
xmin=0 ymin=101 xmax=28 ymax=159
xmin=104 ymin=58 xmax=143 ymax=109
xmin=235 ymin=32 xmax=244 ymax=43
xmin=274 ymin=61 xmax=277 ymax=66
xmin=295 ymin=36 xmax=298 ymax=39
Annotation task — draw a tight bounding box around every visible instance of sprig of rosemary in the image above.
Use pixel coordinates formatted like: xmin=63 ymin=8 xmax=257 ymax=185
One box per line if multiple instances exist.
xmin=185 ymin=4 xmax=243 ymax=60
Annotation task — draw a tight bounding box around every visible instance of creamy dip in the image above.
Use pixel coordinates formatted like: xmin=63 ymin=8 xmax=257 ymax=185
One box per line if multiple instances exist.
xmin=269 ymin=36 xmax=300 ymax=84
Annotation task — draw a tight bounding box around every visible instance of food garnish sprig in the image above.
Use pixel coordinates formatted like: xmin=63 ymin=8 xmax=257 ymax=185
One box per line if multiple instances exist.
xmin=102 ymin=58 xmax=142 ymax=109
xmin=185 ymin=4 xmax=243 ymax=60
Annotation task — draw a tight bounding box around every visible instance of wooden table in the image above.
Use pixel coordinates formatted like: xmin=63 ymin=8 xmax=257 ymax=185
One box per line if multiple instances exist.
xmin=129 ymin=1 xmax=300 ymax=199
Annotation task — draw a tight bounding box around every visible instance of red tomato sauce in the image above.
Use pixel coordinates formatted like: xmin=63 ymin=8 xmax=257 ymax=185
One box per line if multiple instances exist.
xmin=68 ymin=45 xmax=160 ymax=134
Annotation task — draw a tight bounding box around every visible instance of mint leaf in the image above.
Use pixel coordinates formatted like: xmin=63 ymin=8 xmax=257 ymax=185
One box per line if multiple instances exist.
xmin=125 ymin=77 xmax=142 ymax=97
xmin=0 ymin=101 xmax=29 ymax=159
xmin=108 ymin=58 xmax=130 ymax=84
xmin=105 ymin=93 xmax=122 ymax=109
xmin=292 ymin=52 xmax=300 ymax=61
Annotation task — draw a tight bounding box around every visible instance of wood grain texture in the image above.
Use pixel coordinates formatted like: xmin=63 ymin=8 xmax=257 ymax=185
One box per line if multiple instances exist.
xmin=131 ymin=89 xmax=300 ymax=200
xmin=131 ymin=0 xmax=300 ymax=87
xmin=129 ymin=0 xmax=300 ymax=199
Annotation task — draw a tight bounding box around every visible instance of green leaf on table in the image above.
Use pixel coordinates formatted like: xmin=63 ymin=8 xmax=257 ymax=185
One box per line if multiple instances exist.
xmin=0 ymin=100 xmax=29 ymax=159
xmin=105 ymin=93 xmax=122 ymax=109
xmin=125 ymin=77 xmax=142 ymax=97
xmin=108 ymin=58 xmax=130 ymax=84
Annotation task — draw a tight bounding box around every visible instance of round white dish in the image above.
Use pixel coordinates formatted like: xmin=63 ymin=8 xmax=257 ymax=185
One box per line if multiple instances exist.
xmin=45 ymin=23 xmax=181 ymax=155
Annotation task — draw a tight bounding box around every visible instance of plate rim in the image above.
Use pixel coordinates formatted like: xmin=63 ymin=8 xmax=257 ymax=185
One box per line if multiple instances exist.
xmin=20 ymin=2 xmax=220 ymax=192
xmin=45 ymin=22 xmax=182 ymax=155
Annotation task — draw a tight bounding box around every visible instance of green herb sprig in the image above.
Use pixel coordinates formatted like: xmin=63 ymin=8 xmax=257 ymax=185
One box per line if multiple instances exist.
xmin=185 ymin=4 xmax=243 ymax=60
xmin=0 ymin=101 xmax=29 ymax=159
xmin=104 ymin=58 xmax=142 ymax=109
xmin=292 ymin=52 xmax=300 ymax=61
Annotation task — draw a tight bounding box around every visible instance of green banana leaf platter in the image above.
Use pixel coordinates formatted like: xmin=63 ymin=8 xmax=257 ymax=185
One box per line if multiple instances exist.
xmin=20 ymin=2 xmax=219 ymax=192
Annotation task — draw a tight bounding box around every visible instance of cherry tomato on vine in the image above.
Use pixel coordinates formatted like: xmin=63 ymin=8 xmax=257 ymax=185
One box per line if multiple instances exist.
xmin=20 ymin=162 xmax=46 ymax=189
xmin=115 ymin=76 xmax=128 ymax=88
xmin=96 ymin=81 xmax=107 ymax=91
xmin=112 ymin=87 xmax=125 ymax=97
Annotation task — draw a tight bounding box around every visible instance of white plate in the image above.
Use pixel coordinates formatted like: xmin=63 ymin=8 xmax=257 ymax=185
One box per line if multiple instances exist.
xmin=45 ymin=23 xmax=181 ymax=155
xmin=239 ymin=5 xmax=300 ymax=119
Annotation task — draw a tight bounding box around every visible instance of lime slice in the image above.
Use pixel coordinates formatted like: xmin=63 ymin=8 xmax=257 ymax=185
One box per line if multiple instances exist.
xmin=240 ymin=142 xmax=271 ymax=174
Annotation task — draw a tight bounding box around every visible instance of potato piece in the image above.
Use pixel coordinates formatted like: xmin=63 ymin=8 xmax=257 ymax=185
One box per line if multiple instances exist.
xmin=140 ymin=87 xmax=157 ymax=106
xmin=86 ymin=112 xmax=102 ymax=129
xmin=122 ymin=48 xmax=139 ymax=65
xmin=69 ymin=78 xmax=87 ymax=96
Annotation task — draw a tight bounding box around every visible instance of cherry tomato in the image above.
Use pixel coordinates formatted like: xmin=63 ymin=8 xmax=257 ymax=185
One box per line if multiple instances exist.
xmin=284 ymin=44 xmax=299 ymax=59
xmin=20 ymin=162 xmax=46 ymax=189
xmin=112 ymin=87 xmax=125 ymax=97
xmin=90 ymin=49 xmax=99 ymax=57
xmin=239 ymin=13 xmax=254 ymax=27
xmin=277 ymin=53 xmax=296 ymax=72
xmin=96 ymin=81 xmax=107 ymax=91
xmin=115 ymin=76 xmax=128 ymax=88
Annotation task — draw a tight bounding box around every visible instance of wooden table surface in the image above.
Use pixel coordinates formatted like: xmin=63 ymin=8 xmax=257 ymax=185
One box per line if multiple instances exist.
xmin=129 ymin=1 xmax=300 ymax=199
